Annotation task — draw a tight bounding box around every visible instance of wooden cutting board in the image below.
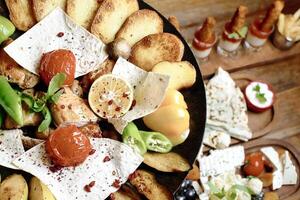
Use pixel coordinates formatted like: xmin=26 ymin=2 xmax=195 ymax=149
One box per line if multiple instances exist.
xmin=243 ymin=139 xmax=300 ymax=200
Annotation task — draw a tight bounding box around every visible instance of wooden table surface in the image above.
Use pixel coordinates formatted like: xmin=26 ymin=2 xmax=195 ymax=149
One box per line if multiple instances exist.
xmin=144 ymin=0 xmax=300 ymax=151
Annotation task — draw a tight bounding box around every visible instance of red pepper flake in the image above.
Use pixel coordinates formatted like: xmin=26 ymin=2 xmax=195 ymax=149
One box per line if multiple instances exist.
xmin=108 ymin=100 xmax=113 ymax=105
xmin=60 ymin=105 xmax=65 ymax=109
xmin=112 ymin=179 xmax=120 ymax=188
xmin=89 ymin=149 xmax=96 ymax=155
xmin=103 ymin=156 xmax=111 ymax=162
xmin=84 ymin=184 xmax=91 ymax=192
xmin=57 ymin=32 xmax=64 ymax=37
xmin=128 ymin=171 xmax=137 ymax=180
xmin=115 ymin=107 xmax=121 ymax=112
xmin=49 ymin=165 xmax=63 ymax=173
xmin=122 ymin=93 xmax=129 ymax=98
xmin=89 ymin=181 xmax=96 ymax=187
xmin=130 ymin=100 xmax=136 ymax=110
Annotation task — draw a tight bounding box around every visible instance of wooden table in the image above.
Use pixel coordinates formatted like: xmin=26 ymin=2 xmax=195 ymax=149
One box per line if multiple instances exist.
xmin=144 ymin=0 xmax=300 ymax=152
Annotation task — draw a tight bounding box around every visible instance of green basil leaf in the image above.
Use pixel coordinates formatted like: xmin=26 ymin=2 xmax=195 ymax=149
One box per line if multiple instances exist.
xmin=253 ymin=84 xmax=261 ymax=92
xmin=48 ymin=90 xmax=63 ymax=103
xmin=47 ymin=73 xmax=66 ymax=98
xmin=38 ymin=106 xmax=52 ymax=132
xmin=237 ymin=26 xmax=248 ymax=38
xmin=256 ymin=93 xmax=267 ymax=103
xmin=228 ymin=32 xmax=240 ymax=39
xmin=32 ymin=99 xmax=46 ymax=113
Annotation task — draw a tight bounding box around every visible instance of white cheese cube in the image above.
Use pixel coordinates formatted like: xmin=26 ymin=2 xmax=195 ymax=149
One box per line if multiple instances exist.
xmin=272 ymin=170 xmax=283 ymax=190
xmin=281 ymin=151 xmax=298 ymax=185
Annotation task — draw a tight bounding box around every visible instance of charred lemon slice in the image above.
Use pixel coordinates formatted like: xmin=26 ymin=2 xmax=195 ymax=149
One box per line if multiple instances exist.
xmin=88 ymin=74 xmax=134 ymax=119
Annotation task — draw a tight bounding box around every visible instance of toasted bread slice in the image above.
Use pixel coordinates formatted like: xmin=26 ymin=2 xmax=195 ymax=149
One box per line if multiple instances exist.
xmin=129 ymin=33 xmax=184 ymax=71
xmin=116 ymin=9 xmax=163 ymax=46
xmin=91 ymin=0 xmax=139 ymax=44
xmin=66 ymin=0 xmax=100 ymax=29
xmin=5 ymin=0 xmax=36 ymax=31
xmin=32 ymin=0 xmax=67 ymax=21
xmin=152 ymin=61 xmax=196 ymax=90
xmin=130 ymin=170 xmax=173 ymax=200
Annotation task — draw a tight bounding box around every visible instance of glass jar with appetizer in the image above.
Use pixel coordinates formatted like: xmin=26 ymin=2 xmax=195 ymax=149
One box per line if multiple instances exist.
xmin=192 ymin=17 xmax=217 ymax=61
xmin=217 ymin=6 xmax=248 ymax=56
xmin=244 ymin=0 xmax=284 ymax=50
xmin=273 ymin=8 xmax=300 ymax=50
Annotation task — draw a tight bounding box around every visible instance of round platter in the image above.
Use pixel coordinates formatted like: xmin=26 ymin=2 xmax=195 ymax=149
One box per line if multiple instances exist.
xmin=0 ymin=0 xmax=207 ymax=195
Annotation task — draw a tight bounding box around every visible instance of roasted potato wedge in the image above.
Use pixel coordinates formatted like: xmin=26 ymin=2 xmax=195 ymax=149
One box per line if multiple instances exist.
xmin=116 ymin=9 xmax=163 ymax=46
xmin=0 ymin=40 xmax=39 ymax=89
xmin=143 ymin=152 xmax=191 ymax=172
xmin=110 ymin=184 xmax=142 ymax=200
xmin=186 ymin=164 xmax=200 ymax=180
xmin=91 ymin=0 xmax=139 ymax=44
xmin=152 ymin=61 xmax=196 ymax=90
xmin=5 ymin=0 xmax=36 ymax=31
xmin=129 ymin=33 xmax=184 ymax=71
xmin=0 ymin=174 xmax=28 ymax=200
xmin=29 ymin=177 xmax=55 ymax=200
xmin=81 ymin=58 xmax=115 ymax=93
xmin=32 ymin=0 xmax=67 ymax=21
xmin=66 ymin=0 xmax=100 ymax=29
xmin=130 ymin=170 xmax=173 ymax=200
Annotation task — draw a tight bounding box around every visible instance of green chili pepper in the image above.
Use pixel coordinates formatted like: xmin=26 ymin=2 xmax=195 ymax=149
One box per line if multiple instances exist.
xmin=38 ymin=106 xmax=52 ymax=132
xmin=0 ymin=76 xmax=23 ymax=125
xmin=0 ymin=16 xmax=15 ymax=44
xmin=122 ymin=122 xmax=147 ymax=155
xmin=0 ymin=108 xmax=4 ymax=128
xmin=139 ymin=131 xmax=173 ymax=153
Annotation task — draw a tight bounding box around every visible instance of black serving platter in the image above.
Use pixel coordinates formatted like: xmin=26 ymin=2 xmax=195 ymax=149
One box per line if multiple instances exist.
xmin=0 ymin=0 xmax=206 ymax=195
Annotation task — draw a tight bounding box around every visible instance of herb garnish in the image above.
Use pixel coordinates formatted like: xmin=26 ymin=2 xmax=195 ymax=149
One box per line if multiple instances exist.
xmin=252 ymin=84 xmax=267 ymax=103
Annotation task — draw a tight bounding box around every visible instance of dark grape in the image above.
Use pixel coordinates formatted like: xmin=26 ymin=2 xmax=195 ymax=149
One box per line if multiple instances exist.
xmin=175 ymin=180 xmax=198 ymax=200
xmin=251 ymin=192 xmax=264 ymax=200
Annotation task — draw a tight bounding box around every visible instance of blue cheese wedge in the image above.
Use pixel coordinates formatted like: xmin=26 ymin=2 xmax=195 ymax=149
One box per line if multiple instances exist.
xmin=199 ymin=145 xmax=245 ymax=177
xmin=281 ymin=150 xmax=298 ymax=185
xmin=13 ymin=138 xmax=143 ymax=200
xmin=108 ymin=58 xmax=169 ymax=133
xmin=0 ymin=129 xmax=25 ymax=169
xmin=205 ymin=68 xmax=252 ymax=142
xmin=4 ymin=8 xmax=107 ymax=78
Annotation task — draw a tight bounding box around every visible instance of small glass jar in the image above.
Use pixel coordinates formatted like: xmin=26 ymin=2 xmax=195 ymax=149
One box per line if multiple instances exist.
xmin=244 ymin=19 xmax=274 ymax=50
xmin=272 ymin=27 xmax=296 ymax=50
xmin=217 ymin=23 xmax=243 ymax=57
xmin=192 ymin=27 xmax=217 ymax=61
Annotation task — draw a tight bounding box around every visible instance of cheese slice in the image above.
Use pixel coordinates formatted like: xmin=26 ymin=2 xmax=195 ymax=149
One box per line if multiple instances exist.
xmin=13 ymin=138 xmax=143 ymax=200
xmin=261 ymin=147 xmax=282 ymax=171
xmin=4 ymin=8 xmax=107 ymax=78
xmin=281 ymin=150 xmax=298 ymax=185
xmin=108 ymin=58 xmax=169 ymax=133
xmin=199 ymin=145 xmax=244 ymax=177
xmin=261 ymin=147 xmax=283 ymax=190
xmin=205 ymin=68 xmax=252 ymax=141
xmin=203 ymin=125 xmax=231 ymax=149
xmin=0 ymin=129 xmax=25 ymax=169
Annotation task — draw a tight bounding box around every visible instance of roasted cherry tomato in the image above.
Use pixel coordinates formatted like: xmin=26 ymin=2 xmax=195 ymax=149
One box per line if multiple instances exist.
xmin=39 ymin=49 xmax=76 ymax=86
xmin=45 ymin=125 xmax=92 ymax=167
xmin=243 ymin=152 xmax=264 ymax=176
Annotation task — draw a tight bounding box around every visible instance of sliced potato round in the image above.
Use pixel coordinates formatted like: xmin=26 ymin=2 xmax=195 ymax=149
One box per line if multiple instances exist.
xmin=29 ymin=177 xmax=55 ymax=200
xmin=0 ymin=174 xmax=28 ymax=200
xmin=116 ymin=9 xmax=163 ymax=46
xmin=91 ymin=0 xmax=139 ymax=44
xmin=152 ymin=61 xmax=196 ymax=90
xmin=32 ymin=0 xmax=67 ymax=21
xmin=143 ymin=151 xmax=191 ymax=172
xmin=129 ymin=33 xmax=184 ymax=71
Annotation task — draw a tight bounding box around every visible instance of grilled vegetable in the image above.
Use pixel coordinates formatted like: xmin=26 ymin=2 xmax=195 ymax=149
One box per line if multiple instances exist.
xmin=139 ymin=131 xmax=172 ymax=153
xmin=0 ymin=76 xmax=23 ymax=125
xmin=0 ymin=16 xmax=15 ymax=44
xmin=0 ymin=174 xmax=28 ymax=200
xmin=122 ymin=122 xmax=147 ymax=155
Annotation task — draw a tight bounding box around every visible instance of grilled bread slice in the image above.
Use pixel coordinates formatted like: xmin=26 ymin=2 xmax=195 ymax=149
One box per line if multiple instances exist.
xmin=5 ymin=0 xmax=36 ymax=31
xmin=66 ymin=0 xmax=100 ymax=29
xmin=91 ymin=0 xmax=139 ymax=44
xmin=116 ymin=9 xmax=163 ymax=46
xmin=129 ymin=33 xmax=184 ymax=71
xmin=32 ymin=0 xmax=67 ymax=21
